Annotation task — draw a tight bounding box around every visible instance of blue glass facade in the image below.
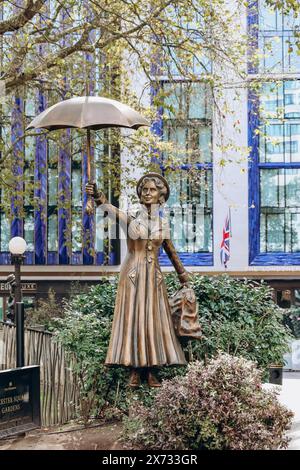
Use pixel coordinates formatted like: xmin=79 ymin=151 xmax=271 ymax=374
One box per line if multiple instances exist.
xmin=0 ymin=2 xmax=119 ymax=267
xmin=159 ymin=81 xmax=213 ymax=267
xmin=3 ymin=1 xmax=300 ymax=271
xmin=0 ymin=93 xmax=119 ymax=266
xmin=249 ymin=0 xmax=300 ymax=265
xmin=152 ymin=61 xmax=213 ymax=266
xmin=1 ymin=35 xmax=213 ymax=268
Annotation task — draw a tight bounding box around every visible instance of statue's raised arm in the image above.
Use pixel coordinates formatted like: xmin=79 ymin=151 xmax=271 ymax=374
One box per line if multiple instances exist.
xmin=85 ymin=182 xmax=129 ymax=227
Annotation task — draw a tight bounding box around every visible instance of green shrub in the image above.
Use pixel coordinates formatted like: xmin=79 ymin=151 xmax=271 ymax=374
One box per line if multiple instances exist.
xmin=53 ymin=302 xmax=127 ymax=426
xmin=67 ymin=279 xmax=118 ymax=320
xmin=52 ymin=274 xmax=292 ymax=422
xmin=166 ymin=274 xmax=292 ymax=373
xmin=123 ymin=354 xmax=293 ymax=450
xmin=53 ymin=279 xmax=163 ymax=421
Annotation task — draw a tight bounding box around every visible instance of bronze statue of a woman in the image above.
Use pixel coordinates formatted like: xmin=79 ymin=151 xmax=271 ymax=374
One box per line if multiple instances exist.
xmin=86 ymin=173 xmax=190 ymax=388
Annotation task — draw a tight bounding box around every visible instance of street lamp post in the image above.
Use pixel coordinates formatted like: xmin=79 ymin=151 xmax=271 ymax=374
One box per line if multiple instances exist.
xmin=8 ymin=237 xmax=27 ymax=368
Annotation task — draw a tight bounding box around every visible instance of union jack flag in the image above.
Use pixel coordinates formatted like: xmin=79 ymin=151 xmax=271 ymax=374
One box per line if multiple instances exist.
xmin=220 ymin=210 xmax=231 ymax=268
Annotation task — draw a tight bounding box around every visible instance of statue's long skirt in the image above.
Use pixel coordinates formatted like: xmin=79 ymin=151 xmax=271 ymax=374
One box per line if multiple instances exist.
xmin=105 ymin=239 xmax=187 ymax=368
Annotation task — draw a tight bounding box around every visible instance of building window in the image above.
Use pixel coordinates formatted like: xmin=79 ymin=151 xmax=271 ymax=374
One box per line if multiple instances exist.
xmin=260 ymin=168 xmax=300 ymax=252
xmin=0 ymin=98 xmax=12 ymax=252
xmin=94 ymin=137 xmax=105 ymax=254
xmin=160 ymin=81 xmax=213 ymax=265
xmin=249 ymin=0 xmax=300 ymax=264
xmin=168 ymin=171 xmax=213 ymax=254
xmin=258 ymin=0 xmax=300 ymax=73
xmin=0 ymin=211 xmax=9 ymax=252
xmin=93 ymin=133 xmax=120 ymax=264
xmin=24 ymin=96 xmax=35 ymax=253
xmin=71 ymin=139 xmax=83 ymax=254
xmin=48 ymin=140 xmax=58 ymax=253
xmin=0 ymin=125 xmax=10 ymax=253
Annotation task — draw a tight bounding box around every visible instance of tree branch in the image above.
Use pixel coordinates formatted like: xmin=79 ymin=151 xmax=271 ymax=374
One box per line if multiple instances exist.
xmin=4 ymin=25 xmax=93 ymax=90
xmin=0 ymin=0 xmax=47 ymax=35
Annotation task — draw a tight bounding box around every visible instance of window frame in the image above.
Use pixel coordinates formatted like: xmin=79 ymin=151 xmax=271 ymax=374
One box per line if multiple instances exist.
xmin=249 ymin=94 xmax=300 ymax=265
xmin=152 ymin=79 xmax=214 ymax=267
xmin=248 ymin=1 xmax=300 ymax=265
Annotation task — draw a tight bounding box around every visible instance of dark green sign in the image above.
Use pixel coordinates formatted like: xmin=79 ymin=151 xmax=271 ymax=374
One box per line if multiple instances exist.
xmin=0 ymin=366 xmax=40 ymax=439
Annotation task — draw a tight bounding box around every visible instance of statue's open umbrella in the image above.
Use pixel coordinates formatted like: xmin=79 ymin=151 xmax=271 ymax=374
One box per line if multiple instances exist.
xmin=27 ymin=96 xmax=149 ymax=214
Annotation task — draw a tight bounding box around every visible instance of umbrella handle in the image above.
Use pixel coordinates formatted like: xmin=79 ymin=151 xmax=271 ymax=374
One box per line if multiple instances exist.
xmin=86 ymin=194 xmax=94 ymax=215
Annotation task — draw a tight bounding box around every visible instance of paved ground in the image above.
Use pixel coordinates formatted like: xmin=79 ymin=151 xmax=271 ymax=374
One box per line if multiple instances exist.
xmin=0 ymin=422 xmax=125 ymax=451
xmin=279 ymin=372 xmax=300 ymax=450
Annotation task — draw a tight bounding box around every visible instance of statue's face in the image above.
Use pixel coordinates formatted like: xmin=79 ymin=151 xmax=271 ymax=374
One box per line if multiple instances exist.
xmin=140 ymin=180 xmax=160 ymax=206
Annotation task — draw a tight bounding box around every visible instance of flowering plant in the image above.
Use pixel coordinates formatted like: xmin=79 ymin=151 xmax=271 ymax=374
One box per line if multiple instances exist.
xmin=123 ymin=354 xmax=293 ymax=450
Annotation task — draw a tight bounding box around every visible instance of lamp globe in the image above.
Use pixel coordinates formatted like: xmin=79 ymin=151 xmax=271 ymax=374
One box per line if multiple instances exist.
xmin=8 ymin=237 xmax=27 ymax=255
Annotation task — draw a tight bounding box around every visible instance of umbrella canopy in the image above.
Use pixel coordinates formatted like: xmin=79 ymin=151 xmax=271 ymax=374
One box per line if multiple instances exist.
xmin=26 ymin=96 xmax=149 ymax=216
xmin=26 ymin=96 xmax=150 ymax=131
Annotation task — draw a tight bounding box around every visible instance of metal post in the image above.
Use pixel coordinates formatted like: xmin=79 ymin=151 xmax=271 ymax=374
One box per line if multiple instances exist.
xmin=14 ymin=259 xmax=22 ymax=303
xmin=16 ymin=302 xmax=25 ymax=368
xmin=8 ymin=239 xmax=26 ymax=369
xmin=13 ymin=255 xmax=25 ymax=368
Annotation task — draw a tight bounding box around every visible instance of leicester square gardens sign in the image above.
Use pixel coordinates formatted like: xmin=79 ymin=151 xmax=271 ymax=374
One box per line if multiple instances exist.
xmin=0 ymin=365 xmax=41 ymax=439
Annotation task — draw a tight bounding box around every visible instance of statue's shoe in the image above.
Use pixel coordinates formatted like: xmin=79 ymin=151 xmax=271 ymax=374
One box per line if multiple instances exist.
xmin=147 ymin=371 xmax=161 ymax=387
xmin=128 ymin=370 xmax=141 ymax=388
